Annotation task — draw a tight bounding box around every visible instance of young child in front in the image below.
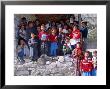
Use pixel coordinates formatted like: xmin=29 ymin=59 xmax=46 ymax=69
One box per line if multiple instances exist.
xmin=72 ymin=42 xmax=83 ymax=75
xmin=17 ymin=39 xmax=28 ymax=64
xmin=92 ymin=50 xmax=97 ymax=76
xmin=28 ymin=33 xmax=38 ymax=62
xmin=63 ymin=37 xmax=72 ymax=56
xmin=80 ymin=51 xmax=93 ymax=76
xmin=49 ymin=27 xmax=58 ymax=57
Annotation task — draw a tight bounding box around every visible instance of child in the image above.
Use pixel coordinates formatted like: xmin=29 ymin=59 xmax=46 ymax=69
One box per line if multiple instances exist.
xmin=72 ymin=42 xmax=83 ymax=76
xmin=49 ymin=27 xmax=58 ymax=57
xmin=80 ymin=51 xmax=93 ymax=76
xmin=17 ymin=38 xmax=28 ymax=64
xmin=38 ymin=24 xmax=48 ymax=55
xmin=70 ymin=25 xmax=82 ymax=50
xmin=57 ymin=27 xmax=65 ymax=56
xmin=80 ymin=21 xmax=88 ymax=51
xmin=26 ymin=21 xmax=36 ymax=41
xmin=63 ymin=37 xmax=72 ymax=56
xmin=92 ymin=50 xmax=97 ymax=76
xmin=28 ymin=33 xmax=38 ymax=61
xmin=18 ymin=24 xmax=27 ymax=40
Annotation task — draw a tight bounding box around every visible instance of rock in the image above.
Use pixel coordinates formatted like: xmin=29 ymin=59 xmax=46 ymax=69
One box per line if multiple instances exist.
xmin=37 ymin=58 xmax=46 ymax=65
xmin=46 ymin=61 xmax=51 ymax=65
xmin=58 ymin=56 xmax=64 ymax=62
xmin=64 ymin=55 xmax=73 ymax=62
xmin=65 ymin=62 xmax=73 ymax=67
xmin=48 ymin=62 xmax=57 ymax=69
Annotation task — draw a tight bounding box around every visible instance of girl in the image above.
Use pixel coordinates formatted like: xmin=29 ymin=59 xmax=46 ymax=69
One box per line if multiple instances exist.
xmin=72 ymin=42 xmax=83 ymax=76
xmin=63 ymin=37 xmax=72 ymax=56
xmin=49 ymin=27 xmax=58 ymax=57
xmin=70 ymin=25 xmax=82 ymax=50
xmin=17 ymin=38 xmax=29 ymax=64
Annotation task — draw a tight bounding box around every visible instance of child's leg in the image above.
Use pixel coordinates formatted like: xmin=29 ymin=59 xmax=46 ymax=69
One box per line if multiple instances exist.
xmin=50 ymin=43 xmax=54 ymax=56
xmin=30 ymin=47 xmax=33 ymax=60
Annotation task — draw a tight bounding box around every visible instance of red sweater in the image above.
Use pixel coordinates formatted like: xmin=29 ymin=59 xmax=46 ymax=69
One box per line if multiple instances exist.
xmin=69 ymin=29 xmax=81 ymax=39
xmin=80 ymin=58 xmax=93 ymax=72
xmin=49 ymin=34 xmax=57 ymax=42
xmin=38 ymin=31 xmax=48 ymax=41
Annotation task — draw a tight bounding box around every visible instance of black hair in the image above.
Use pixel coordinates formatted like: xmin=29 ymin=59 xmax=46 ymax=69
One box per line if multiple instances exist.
xmin=18 ymin=37 xmax=26 ymax=45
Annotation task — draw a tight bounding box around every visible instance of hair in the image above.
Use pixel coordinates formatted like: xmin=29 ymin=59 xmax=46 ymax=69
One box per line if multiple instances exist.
xmin=93 ymin=50 xmax=97 ymax=54
xmin=28 ymin=21 xmax=33 ymax=26
xmin=18 ymin=38 xmax=26 ymax=45
xmin=85 ymin=51 xmax=90 ymax=54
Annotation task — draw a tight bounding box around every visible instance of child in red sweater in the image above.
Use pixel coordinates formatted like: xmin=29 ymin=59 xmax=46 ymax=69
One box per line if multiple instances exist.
xmin=70 ymin=26 xmax=82 ymax=50
xmin=80 ymin=51 xmax=93 ymax=76
xmin=49 ymin=27 xmax=58 ymax=57
xmin=38 ymin=24 xmax=48 ymax=55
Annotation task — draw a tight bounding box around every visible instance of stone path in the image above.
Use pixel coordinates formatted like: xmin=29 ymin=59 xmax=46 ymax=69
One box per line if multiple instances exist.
xmin=14 ymin=55 xmax=77 ymax=76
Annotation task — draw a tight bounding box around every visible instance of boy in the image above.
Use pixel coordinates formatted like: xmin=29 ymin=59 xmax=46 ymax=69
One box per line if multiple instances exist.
xmin=26 ymin=21 xmax=37 ymax=41
xmin=92 ymin=50 xmax=97 ymax=76
xmin=38 ymin=24 xmax=48 ymax=55
xmin=80 ymin=51 xmax=93 ymax=76
xmin=28 ymin=33 xmax=38 ymax=61
xmin=57 ymin=27 xmax=65 ymax=56
xmin=80 ymin=21 xmax=88 ymax=51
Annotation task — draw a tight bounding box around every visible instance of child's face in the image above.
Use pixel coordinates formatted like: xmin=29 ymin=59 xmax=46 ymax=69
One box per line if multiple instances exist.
xmin=93 ymin=52 xmax=97 ymax=57
xmin=37 ymin=27 xmax=41 ymax=32
xmin=73 ymin=26 xmax=77 ymax=31
xmin=29 ymin=23 xmax=33 ymax=28
xmin=66 ymin=39 xmax=69 ymax=43
xmin=76 ymin=43 xmax=80 ymax=48
xmin=20 ymin=40 xmax=24 ymax=45
xmin=31 ymin=34 xmax=35 ymax=38
xmin=85 ymin=52 xmax=89 ymax=58
xmin=21 ymin=25 xmax=25 ymax=30
xmin=41 ymin=26 xmax=45 ymax=31
xmin=59 ymin=28 xmax=62 ymax=33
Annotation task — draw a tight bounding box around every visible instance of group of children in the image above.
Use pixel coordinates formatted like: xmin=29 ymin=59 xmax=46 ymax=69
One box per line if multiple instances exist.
xmin=15 ymin=15 xmax=97 ymax=76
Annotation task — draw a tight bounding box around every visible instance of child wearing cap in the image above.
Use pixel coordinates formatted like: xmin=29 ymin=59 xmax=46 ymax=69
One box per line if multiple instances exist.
xmin=28 ymin=33 xmax=38 ymax=61
xmin=80 ymin=51 xmax=93 ymax=76
xmin=92 ymin=50 xmax=97 ymax=76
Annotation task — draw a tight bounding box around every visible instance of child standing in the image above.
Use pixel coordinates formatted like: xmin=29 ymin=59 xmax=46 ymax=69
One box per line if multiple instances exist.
xmin=38 ymin=24 xmax=48 ymax=55
xmin=92 ymin=50 xmax=97 ymax=76
xmin=18 ymin=24 xmax=27 ymax=40
xmin=80 ymin=51 xmax=93 ymax=76
xmin=28 ymin=33 xmax=38 ymax=61
xmin=72 ymin=42 xmax=83 ymax=76
xmin=63 ymin=37 xmax=72 ymax=56
xmin=49 ymin=27 xmax=58 ymax=57
xmin=70 ymin=26 xmax=82 ymax=50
